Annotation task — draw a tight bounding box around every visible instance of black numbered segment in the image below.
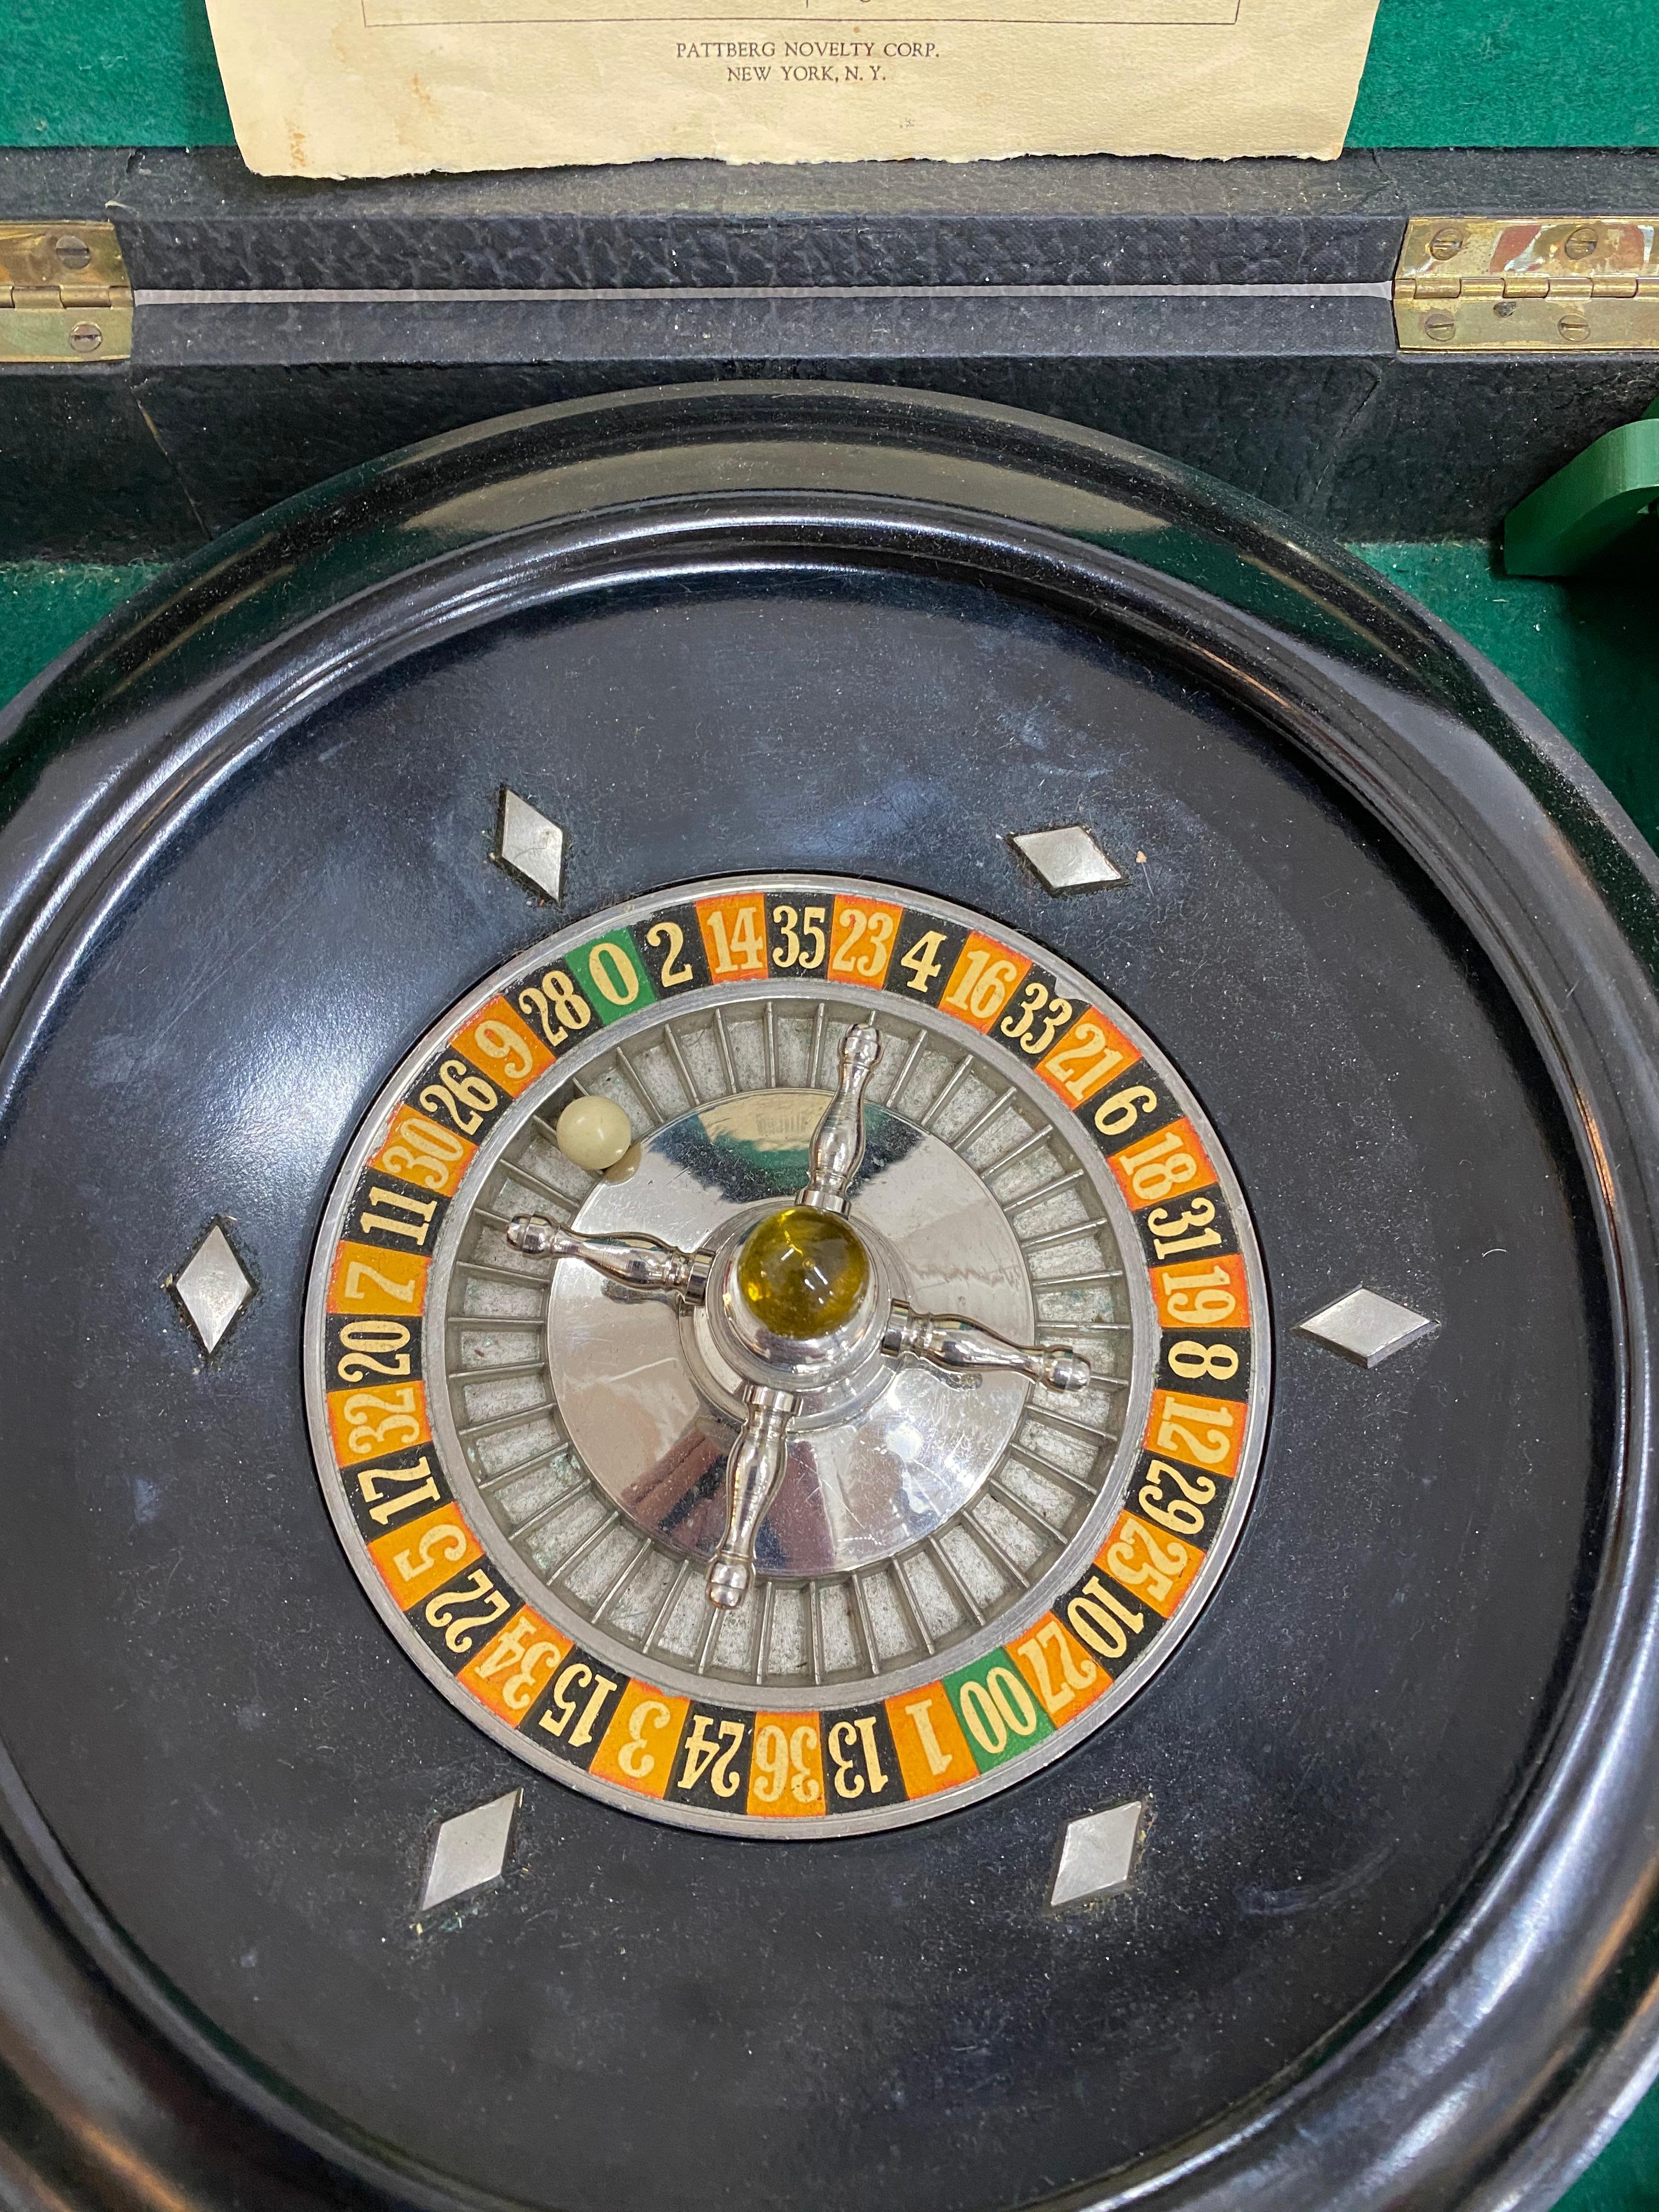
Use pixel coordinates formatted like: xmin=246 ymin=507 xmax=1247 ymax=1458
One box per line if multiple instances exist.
xmin=1135 ymin=1184 xmax=1242 ymax=1268
xmin=881 ymin=911 xmax=970 ymax=1009
xmin=341 ymin=1446 xmax=450 ymax=1544
xmin=523 ymin=1649 xmax=629 ymax=1768
xmin=1080 ymin=1057 xmax=1185 ymax=1153
xmin=1155 ymin=1327 xmax=1252 ymax=1403
xmin=1055 ymin=1559 xmax=1163 ymax=1684
xmin=635 ymin=904 xmax=712 ymax=996
xmin=820 ymin=1702 xmax=905 ymax=1815
xmin=324 ymin=1311 xmax=423 ymax=1390
xmin=407 ymin=1559 xmax=523 ymax=1675
xmin=343 ymin=1167 xmax=450 ymax=1259
xmin=766 ymin=894 xmax=833 ymax=979
xmin=402 ymin=1045 xmax=515 ymax=1148
xmin=991 ymin=963 xmax=1081 ymax=1065
xmin=668 ymin=1704 xmax=755 ymax=1811
xmin=1125 ymin=1448 xmax=1232 ymax=1551
xmin=509 ymin=961 xmax=598 ymax=1057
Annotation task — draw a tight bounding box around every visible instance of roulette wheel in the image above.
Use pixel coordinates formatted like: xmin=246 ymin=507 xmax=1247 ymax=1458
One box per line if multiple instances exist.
xmin=2 ymin=377 xmax=1658 ymax=2212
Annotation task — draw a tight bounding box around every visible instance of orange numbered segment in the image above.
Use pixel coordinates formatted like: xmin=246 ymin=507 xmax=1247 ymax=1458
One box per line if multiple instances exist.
xmin=1097 ymin=1510 xmax=1205 ymax=1620
xmin=886 ymin=1681 xmax=976 ymax=1798
xmin=826 ymin=895 xmax=903 ymax=989
xmin=1108 ymin=1116 xmax=1218 ymax=1210
xmin=1036 ymin=1010 xmax=1137 ymax=1108
xmin=371 ymin=1106 xmax=476 ymax=1198
xmin=1008 ymin=1614 xmax=1112 ymax=1727
xmin=1152 ymin=1251 xmax=1251 ymax=1330
xmin=326 ymin=1240 xmax=430 ymax=1317
xmin=327 ymin=1380 xmax=431 ymax=1466
xmin=746 ymin=1713 xmax=828 ymax=1819
xmin=459 ymin=1609 xmax=572 ymax=1724
xmin=1146 ymin=1388 xmax=1245 ymax=1479
xmin=939 ymin=933 xmax=1031 ymax=1032
xmin=450 ymin=996 xmax=555 ymax=1096
xmin=367 ymin=1504 xmax=481 ymax=1609
xmin=696 ymin=891 xmax=769 ymax=981
xmin=589 ymin=1680 xmax=690 ymax=1801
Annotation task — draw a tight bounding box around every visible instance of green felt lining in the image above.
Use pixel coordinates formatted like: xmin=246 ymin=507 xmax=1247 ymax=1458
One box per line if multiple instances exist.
xmin=0 ymin=561 xmax=164 ymax=710
xmin=1357 ymin=539 xmax=1659 ymax=849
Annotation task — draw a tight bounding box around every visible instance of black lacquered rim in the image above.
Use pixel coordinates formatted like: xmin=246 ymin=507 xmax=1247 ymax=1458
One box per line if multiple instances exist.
xmin=2 ymin=384 xmax=1658 ymax=2212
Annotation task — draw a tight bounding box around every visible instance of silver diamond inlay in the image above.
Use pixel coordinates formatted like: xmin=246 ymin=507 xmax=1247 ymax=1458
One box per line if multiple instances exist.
xmin=1296 ymin=1286 xmax=1436 ymax=1368
xmin=1009 ymin=824 xmax=1125 ymax=894
xmin=1050 ymin=1798 xmax=1144 ymax=1906
xmin=420 ymin=1790 xmax=520 ymax=1911
xmin=494 ymin=787 xmax=566 ymax=902
xmin=171 ymin=1221 xmax=254 ymax=1354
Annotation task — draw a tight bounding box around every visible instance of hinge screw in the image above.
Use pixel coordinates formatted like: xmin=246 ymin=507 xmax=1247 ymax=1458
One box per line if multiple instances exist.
xmin=53 ymin=234 xmax=91 ymax=271
xmin=1564 ymin=226 xmax=1600 ymax=261
xmin=1423 ymin=308 xmax=1457 ymax=342
xmin=69 ymin=320 xmax=103 ymax=353
xmin=1556 ymin=309 xmax=1591 ymax=342
xmin=1428 ymin=226 xmax=1465 ymax=261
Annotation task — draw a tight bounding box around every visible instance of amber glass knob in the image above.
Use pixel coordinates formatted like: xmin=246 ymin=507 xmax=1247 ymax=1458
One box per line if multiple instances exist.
xmin=735 ymin=1205 xmax=871 ymax=1341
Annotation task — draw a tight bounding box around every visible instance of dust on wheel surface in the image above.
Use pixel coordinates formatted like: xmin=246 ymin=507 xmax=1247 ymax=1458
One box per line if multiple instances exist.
xmin=0 ymin=386 xmax=1652 ymax=2212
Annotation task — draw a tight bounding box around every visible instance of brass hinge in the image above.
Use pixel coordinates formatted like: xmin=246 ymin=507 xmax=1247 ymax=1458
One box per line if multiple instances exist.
xmin=1395 ymin=217 xmax=1659 ymax=353
xmin=0 ymin=222 xmax=132 ymax=363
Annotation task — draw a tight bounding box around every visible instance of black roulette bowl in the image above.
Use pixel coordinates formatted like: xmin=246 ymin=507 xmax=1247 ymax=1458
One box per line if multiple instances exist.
xmin=2 ymin=382 xmax=1658 ymax=2212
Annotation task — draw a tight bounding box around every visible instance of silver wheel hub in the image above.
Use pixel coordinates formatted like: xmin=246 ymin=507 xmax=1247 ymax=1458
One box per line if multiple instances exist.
xmin=549 ymin=1093 xmax=1037 ymax=1575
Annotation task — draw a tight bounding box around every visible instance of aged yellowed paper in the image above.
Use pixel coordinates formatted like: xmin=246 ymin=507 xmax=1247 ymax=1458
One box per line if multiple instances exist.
xmin=203 ymin=0 xmax=1380 ymax=176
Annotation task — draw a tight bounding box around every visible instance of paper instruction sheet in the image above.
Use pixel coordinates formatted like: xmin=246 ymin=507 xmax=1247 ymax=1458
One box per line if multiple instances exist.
xmin=204 ymin=0 xmax=1381 ymax=175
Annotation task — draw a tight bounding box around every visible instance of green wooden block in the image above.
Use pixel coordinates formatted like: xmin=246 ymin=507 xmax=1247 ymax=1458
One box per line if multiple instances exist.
xmin=1505 ymin=404 xmax=1659 ymax=578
